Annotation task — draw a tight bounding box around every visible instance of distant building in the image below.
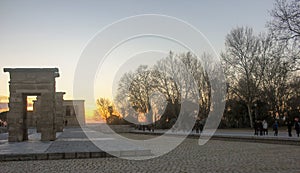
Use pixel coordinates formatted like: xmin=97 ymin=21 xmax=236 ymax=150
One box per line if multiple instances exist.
xmin=27 ymin=99 xmax=86 ymax=128
xmin=63 ymin=100 xmax=86 ymax=127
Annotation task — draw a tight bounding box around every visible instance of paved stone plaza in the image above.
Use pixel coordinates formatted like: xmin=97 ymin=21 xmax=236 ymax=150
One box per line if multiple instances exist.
xmin=0 ymin=128 xmax=151 ymax=159
xmin=0 ymin=133 xmax=299 ymax=173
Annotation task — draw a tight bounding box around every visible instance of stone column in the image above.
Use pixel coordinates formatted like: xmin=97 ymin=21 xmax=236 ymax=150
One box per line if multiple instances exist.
xmin=55 ymin=92 xmax=65 ymax=132
xmin=40 ymin=92 xmax=56 ymax=141
xmin=7 ymin=93 xmax=26 ymax=142
xmin=34 ymin=96 xmax=42 ymax=133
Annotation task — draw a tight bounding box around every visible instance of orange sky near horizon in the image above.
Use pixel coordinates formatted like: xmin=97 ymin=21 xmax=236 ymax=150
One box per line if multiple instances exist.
xmin=0 ymin=96 xmax=99 ymax=123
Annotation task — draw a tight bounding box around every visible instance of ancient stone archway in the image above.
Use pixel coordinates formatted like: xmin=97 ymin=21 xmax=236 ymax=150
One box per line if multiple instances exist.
xmin=4 ymin=68 xmax=59 ymax=142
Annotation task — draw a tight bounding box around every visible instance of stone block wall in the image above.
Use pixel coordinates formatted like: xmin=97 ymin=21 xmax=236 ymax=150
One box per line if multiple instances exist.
xmin=4 ymin=68 xmax=59 ymax=142
xmin=55 ymin=92 xmax=65 ymax=132
xmin=63 ymin=100 xmax=86 ymax=127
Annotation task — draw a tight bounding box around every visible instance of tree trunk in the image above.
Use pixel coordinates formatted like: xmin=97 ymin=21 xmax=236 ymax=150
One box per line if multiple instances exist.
xmin=247 ymin=103 xmax=253 ymax=128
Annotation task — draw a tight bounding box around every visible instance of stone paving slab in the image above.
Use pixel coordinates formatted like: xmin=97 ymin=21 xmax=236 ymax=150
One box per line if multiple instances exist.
xmin=130 ymin=128 xmax=300 ymax=145
xmin=0 ymin=127 xmax=151 ymax=161
xmin=0 ymin=152 xmax=110 ymax=161
xmin=0 ymin=130 xmax=60 ymax=155
xmin=0 ymin=126 xmax=299 ymax=162
xmin=1 ymin=135 xmax=300 ymax=173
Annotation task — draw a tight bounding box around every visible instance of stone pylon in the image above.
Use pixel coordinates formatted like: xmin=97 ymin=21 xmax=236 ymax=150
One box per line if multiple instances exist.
xmin=4 ymin=68 xmax=59 ymax=142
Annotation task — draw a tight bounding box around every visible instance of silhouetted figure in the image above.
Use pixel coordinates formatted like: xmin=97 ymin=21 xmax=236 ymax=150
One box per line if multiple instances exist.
xmin=287 ymin=120 xmax=292 ymax=137
xmin=193 ymin=119 xmax=201 ymax=134
xmin=254 ymin=121 xmax=258 ymax=136
xmin=258 ymin=121 xmax=263 ymax=136
xmin=295 ymin=120 xmax=300 ymax=137
xmin=148 ymin=125 xmax=151 ymax=132
xmin=273 ymin=121 xmax=278 ymax=136
xmin=199 ymin=123 xmax=204 ymax=133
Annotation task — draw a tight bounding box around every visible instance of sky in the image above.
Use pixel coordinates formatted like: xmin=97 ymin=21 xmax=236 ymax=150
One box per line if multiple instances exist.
xmin=0 ymin=0 xmax=275 ymax=116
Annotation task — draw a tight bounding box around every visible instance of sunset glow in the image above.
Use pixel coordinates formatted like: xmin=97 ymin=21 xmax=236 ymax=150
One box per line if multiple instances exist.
xmin=26 ymin=96 xmax=36 ymax=111
xmin=0 ymin=96 xmax=8 ymax=113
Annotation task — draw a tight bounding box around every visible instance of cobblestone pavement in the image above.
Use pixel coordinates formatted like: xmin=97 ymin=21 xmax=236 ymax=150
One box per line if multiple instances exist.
xmin=0 ymin=134 xmax=299 ymax=173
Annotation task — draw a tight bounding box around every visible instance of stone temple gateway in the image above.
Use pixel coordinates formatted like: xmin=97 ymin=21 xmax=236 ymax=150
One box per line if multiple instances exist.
xmin=4 ymin=68 xmax=85 ymax=142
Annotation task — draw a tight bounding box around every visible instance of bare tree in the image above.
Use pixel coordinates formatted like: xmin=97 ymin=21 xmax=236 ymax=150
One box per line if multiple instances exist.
xmin=180 ymin=52 xmax=211 ymax=119
xmin=152 ymin=51 xmax=211 ymax=119
xmin=115 ymin=51 xmax=212 ymax=127
xmin=114 ymin=65 xmax=155 ymax=124
xmin=259 ymin=34 xmax=292 ymax=118
xmin=286 ymin=76 xmax=300 ymax=112
xmin=95 ymin=97 xmax=114 ymax=121
xmin=268 ymin=0 xmax=300 ymax=70
xmin=268 ymin=0 xmax=300 ymax=43
xmin=114 ymin=72 xmax=134 ymax=118
xmin=152 ymin=51 xmax=181 ymax=105
xmin=222 ymin=26 xmax=262 ymax=127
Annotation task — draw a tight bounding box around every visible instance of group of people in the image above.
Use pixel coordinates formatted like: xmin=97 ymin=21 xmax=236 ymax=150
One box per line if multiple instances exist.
xmin=192 ymin=119 xmax=204 ymax=134
xmin=287 ymin=119 xmax=300 ymax=137
xmin=254 ymin=119 xmax=300 ymax=137
xmin=137 ymin=124 xmax=155 ymax=132
xmin=254 ymin=120 xmax=269 ymax=136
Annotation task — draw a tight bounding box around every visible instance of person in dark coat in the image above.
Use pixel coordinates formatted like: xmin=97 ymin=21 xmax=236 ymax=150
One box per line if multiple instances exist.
xmin=273 ymin=120 xmax=279 ymax=136
xmin=295 ymin=119 xmax=300 ymax=137
xmin=287 ymin=120 xmax=292 ymax=137
xmin=258 ymin=120 xmax=263 ymax=136
xmin=194 ymin=119 xmax=200 ymax=134
xmin=254 ymin=120 xmax=258 ymax=136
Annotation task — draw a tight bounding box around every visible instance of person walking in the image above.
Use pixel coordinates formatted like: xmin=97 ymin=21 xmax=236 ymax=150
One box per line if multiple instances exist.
xmin=295 ymin=119 xmax=300 ymax=137
xmin=273 ymin=120 xmax=279 ymax=136
xmin=262 ymin=120 xmax=268 ymax=135
xmin=259 ymin=120 xmax=263 ymax=136
xmin=287 ymin=120 xmax=292 ymax=137
xmin=254 ymin=120 xmax=258 ymax=136
xmin=193 ymin=119 xmax=200 ymax=134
